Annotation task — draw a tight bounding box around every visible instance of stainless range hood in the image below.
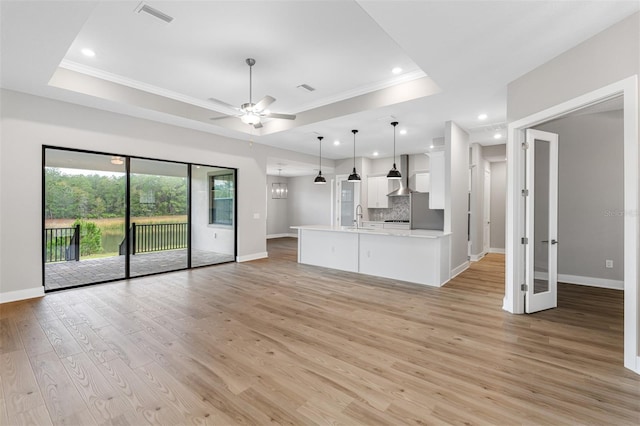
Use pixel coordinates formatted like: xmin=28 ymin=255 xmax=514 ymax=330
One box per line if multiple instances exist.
xmin=387 ymin=154 xmax=414 ymax=196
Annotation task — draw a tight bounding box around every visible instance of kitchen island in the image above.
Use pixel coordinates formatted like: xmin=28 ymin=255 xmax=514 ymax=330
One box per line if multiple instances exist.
xmin=291 ymin=225 xmax=451 ymax=287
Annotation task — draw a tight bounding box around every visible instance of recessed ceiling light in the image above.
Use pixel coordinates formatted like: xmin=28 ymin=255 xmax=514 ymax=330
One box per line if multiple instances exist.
xmin=494 ymin=133 xmax=503 ymax=139
xmin=430 ymin=144 xmax=434 ymax=149
xmin=81 ymin=48 xmax=96 ymax=58
xmin=399 ymin=129 xmax=407 ymax=135
xmin=392 ymin=67 xmax=403 ymax=75
xmin=478 ymin=113 xmax=488 ymax=120
xmin=373 ymin=151 xmax=379 ymax=156
xmin=333 ymin=140 xmax=340 ymax=146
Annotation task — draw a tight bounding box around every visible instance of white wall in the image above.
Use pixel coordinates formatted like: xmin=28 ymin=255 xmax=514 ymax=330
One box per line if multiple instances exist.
xmin=535 ymin=110 xmax=624 ymax=282
xmin=469 ymin=144 xmax=486 ymax=258
xmin=266 ymin=175 xmax=291 ymax=237
xmin=192 ymin=166 xmax=235 ymax=255
xmin=445 ymin=121 xmax=470 ymax=276
xmin=0 ymin=89 xmax=317 ymax=300
xmin=489 ymin=161 xmax=506 ymax=251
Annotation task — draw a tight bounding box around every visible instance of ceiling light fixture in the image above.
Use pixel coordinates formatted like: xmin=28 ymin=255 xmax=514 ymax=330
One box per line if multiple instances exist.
xmin=373 ymin=152 xmax=379 ymax=157
xmin=387 ymin=122 xmax=401 ymax=180
xmin=348 ymin=130 xmax=361 ymax=182
xmin=494 ymin=133 xmax=503 ymax=139
xmin=392 ymin=67 xmax=403 ymax=75
xmin=478 ymin=113 xmax=488 ymax=120
xmin=240 ymin=112 xmax=260 ymax=125
xmin=333 ymin=140 xmax=340 ymax=146
xmin=399 ymin=129 xmax=407 ymax=135
xmin=81 ymin=48 xmax=95 ymax=58
xmin=110 ymin=156 xmax=124 ymax=165
xmin=314 ymin=136 xmax=326 ymax=185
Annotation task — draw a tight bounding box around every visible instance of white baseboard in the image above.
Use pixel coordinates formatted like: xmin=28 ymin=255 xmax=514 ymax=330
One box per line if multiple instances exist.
xmin=236 ymin=252 xmax=268 ymax=262
xmin=534 ymin=271 xmax=623 ymax=290
xmin=0 ymin=287 xmax=45 ymax=304
xmin=450 ymin=261 xmax=470 ymax=279
xmin=266 ymin=233 xmax=297 ymax=239
xmin=470 ymin=252 xmax=486 ymax=262
xmin=489 ymin=247 xmax=506 ymax=254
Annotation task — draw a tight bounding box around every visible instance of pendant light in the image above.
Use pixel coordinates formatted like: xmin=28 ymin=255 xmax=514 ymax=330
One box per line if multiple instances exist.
xmin=314 ymin=136 xmax=327 ymax=184
xmin=387 ymin=121 xmax=402 ymax=180
xmin=347 ymin=129 xmax=361 ymax=182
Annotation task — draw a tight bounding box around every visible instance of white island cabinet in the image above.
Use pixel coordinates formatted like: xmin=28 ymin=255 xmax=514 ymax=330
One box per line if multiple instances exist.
xmin=292 ymin=225 xmax=451 ymax=287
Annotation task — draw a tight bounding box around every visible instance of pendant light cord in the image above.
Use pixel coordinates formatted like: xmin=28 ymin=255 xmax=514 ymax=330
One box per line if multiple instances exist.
xmin=318 ymin=136 xmax=323 ymax=171
xmin=352 ymin=129 xmax=358 ymax=168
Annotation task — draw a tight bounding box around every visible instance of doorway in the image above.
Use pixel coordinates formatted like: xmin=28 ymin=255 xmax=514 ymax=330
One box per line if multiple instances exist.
xmin=505 ymin=76 xmax=639 ymax=373
xmin=333 ymin=174 xmax=361 ymax=227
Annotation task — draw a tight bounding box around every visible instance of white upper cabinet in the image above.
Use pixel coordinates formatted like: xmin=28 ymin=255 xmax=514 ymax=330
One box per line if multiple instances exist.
xmin=367 ymin=176 xmax=390 ymax=208
xmin=428 ymin=151 xmax=445 ymax=209
xmin=415 ymin=172 xmax=431 ymax=193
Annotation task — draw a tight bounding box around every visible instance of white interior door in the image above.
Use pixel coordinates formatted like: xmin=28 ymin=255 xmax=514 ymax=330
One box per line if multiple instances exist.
xmin=483 ymin=168 xmax=491 ymax=254
xmin=525 ymin=129 xmax=559 ymax=313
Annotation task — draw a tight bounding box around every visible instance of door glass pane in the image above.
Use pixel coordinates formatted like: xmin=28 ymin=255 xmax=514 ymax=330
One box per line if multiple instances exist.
xmin=533 ymin=139 xmax=550 ymax=294
xmin=129 ymin=159 xmax=188 ymax=277
xmin=341 ymin=181 xmax=355 ymax=227
xmin=44 ymin=149 xmax=126 ymax=290
xmin=191 ymin=166 xmax=236 ymax=267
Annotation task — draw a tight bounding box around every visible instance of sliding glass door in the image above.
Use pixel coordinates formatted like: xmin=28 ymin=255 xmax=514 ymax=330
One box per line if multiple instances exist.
xmin=44 ymin=150 xmax=126 ymax=290
xmin=129 ymin=159 xmax=189 ymax=277
xmin=43 ymin=147 xmax=237 ymax=291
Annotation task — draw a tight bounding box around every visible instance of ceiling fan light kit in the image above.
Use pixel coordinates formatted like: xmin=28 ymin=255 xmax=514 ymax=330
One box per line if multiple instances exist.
xmin=209 ymin=58 xmax=296 ymax=128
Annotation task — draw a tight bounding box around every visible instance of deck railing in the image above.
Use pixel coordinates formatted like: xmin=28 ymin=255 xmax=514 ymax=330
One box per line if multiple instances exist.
xmin=119 ymin=222 xmax=188 ymax=255
xmin=44 ymin=224 xmax=80 ymax=263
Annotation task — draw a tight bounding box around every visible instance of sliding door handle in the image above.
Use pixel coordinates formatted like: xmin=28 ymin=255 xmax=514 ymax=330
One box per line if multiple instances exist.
xmin=550 ymin=239 xmax=558 ymax=245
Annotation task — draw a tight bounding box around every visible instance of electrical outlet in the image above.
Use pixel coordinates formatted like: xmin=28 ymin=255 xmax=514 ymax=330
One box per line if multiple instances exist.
xmin=605 ymin=259 xmax=613 ymax=269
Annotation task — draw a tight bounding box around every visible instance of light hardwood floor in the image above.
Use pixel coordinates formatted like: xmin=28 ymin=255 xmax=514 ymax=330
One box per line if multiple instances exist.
xmin=1 ymin=238 xmax=639 ymax=425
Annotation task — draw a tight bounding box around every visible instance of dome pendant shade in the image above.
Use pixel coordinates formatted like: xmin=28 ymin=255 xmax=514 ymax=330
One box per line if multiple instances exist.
xmin=387 ymin=121 xmax=401 ymax=180
xmin=348 ymin=167 xmax=361 ymax=182
xmin=387 ymin=165 xmax=402 ymax=180
xmin=348 ymin=129 xmax=361 ymax=182
xmin=314 ymin=172 xmax=327 ymax=184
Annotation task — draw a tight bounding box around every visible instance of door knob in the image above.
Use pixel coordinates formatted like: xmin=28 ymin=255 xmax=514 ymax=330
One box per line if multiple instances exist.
xmin=551 ymin=239 xmax=558 ymax=245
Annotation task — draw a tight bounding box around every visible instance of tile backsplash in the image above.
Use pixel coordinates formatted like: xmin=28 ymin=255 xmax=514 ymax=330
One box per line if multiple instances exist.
xmin=368 ymin=196 xmax=410 ymax=221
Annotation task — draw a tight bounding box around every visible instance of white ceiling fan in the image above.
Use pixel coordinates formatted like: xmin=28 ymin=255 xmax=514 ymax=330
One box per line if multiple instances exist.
xmin=209 ymin=58 xmax=296 ymax=129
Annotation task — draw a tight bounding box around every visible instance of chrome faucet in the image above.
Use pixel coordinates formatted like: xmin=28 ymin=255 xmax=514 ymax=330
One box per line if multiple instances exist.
xmin=355 ymin=204 xmax=363 ymax=228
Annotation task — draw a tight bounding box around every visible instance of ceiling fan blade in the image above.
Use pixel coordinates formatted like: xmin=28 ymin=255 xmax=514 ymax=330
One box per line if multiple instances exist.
xmin=253 ymin=122 xmax=263 ymax=129
xmin=254 ymin=95 xmax=276 ymax=112
xmin=267 ymin=112 xmax=297 ymax=120
xmin=209 ymin=115 xmax=234 ymax=121
xmin=207 ymin=97 xmax=240 ymax=111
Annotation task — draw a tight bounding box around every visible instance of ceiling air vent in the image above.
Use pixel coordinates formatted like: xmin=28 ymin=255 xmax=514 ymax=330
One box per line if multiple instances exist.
xmin=135 ymin=2 xmax=174 ymax=24
xmin=297 ymin=84 xmax=316 ymax=92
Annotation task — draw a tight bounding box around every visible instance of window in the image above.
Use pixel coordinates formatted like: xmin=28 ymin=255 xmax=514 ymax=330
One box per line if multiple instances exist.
xmin=210 ymin=172 xmax=235 ymax=225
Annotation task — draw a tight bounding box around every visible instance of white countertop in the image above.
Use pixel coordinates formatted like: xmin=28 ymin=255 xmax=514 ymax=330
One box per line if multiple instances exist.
xmin=291 ymin=225 xmax=450 ymax=239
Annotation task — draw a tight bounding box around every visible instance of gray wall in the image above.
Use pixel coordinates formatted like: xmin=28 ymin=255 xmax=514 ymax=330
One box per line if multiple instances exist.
xmin=266 ymin=175 xmax=291 ymax=237
xmin=445 ymin=121 xmax=470 ymax=273
xmin=535 ymin=110 xmax=624 ymax=281
xmin=288 ymin=175 xmax=333 ymax=227
xmin=490 ymin=161 xmax=507 ymax=250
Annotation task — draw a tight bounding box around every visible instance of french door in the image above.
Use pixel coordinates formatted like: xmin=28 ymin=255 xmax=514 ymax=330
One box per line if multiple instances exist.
xmin=525 ymin=129 xmax=559 ymax=313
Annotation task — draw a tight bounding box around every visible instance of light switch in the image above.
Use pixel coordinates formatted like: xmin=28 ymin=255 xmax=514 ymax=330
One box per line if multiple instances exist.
xmin=253 ymin=213 xmax=260 ymax=219
xmin=605 ymin=259 xmax=613 ymax=268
